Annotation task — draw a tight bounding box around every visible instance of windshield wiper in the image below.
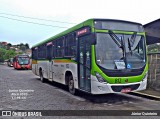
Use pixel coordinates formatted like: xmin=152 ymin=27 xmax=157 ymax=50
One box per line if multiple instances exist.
xmin=108 ymin=30 xmax=122 ymax=48
xmin=128 ymin=38 xmax=132 ymax=55
xmin=128 ymin=32 xmax=137 ymax=55
xmin=108 ymin=30 xmax=125 ymax=61
xmin=129 ymin=32 xmax=137 ymax=47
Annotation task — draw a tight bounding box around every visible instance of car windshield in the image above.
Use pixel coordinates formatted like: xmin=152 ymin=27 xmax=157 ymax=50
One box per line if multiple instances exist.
xmin=18 ymin=57 xmax=29 ymax=65
xmin=95 ymin=33 xmax=146 ymax=70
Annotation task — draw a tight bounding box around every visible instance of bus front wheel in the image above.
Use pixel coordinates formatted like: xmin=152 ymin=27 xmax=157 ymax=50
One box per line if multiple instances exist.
xmin=68 ymin=75 xmax=76 ymax=95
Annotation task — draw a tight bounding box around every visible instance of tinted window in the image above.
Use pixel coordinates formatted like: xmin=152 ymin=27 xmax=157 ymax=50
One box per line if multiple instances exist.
xmin=55 ymin=37 xmax=65 ymax=58
xmin=32 ymin=48 xmax=38 ymax=60
xmin=52 ymin=41 xmax=55 ymax=58
xmin=65 ymin=33 xmax=76 ymax=57
xmin=38 ymin=44 xmax=46 ymax=59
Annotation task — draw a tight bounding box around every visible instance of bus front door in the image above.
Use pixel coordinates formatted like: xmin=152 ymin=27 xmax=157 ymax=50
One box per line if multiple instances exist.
xmin=78 ymin=36 xmax=91 ymax=92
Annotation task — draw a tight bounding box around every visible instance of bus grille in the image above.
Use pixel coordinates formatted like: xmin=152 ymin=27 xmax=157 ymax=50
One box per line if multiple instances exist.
xmin=111 ymin=84 xmax=140 ymax=92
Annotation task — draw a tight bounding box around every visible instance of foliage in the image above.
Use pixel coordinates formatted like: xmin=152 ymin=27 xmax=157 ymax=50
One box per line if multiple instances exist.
xmin=4 ymin=50 xmax=16 ymax=60
xmin=25 ymin=43 xmax=30 ymax=49
xmin=0 ymin=48 xmax=17 ymax=62
xmin=148 ymin=43 xmax=160 ymax=53
xmin=0 ymin=42 xmax=31 ymax=62
xmin=18 ymin=43 xmax=30 ymax=51
xmin=0 ymin=48 xmax=6 ymax=62
xmin=6 ymin=43 xmax=12 ymax=50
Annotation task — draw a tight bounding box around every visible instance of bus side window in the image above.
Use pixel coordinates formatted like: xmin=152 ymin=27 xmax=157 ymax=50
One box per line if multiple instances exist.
xmin=38 ymin=44 xmax=46 ymax=59
xmin=65 ymin=33 xmax=76 ymax=57
xmin=43 ymin=44 xmax=47 ymax=58
xmin=52 ymin=41 xmax=55 ymax=58
xmin=55 ymin=37 xmax=64 ymax=58
xmin=32 ymin=48 xmax=38 ymax=60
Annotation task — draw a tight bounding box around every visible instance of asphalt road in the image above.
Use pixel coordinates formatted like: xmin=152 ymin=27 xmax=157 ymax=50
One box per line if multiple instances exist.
xmin=0 ymin=64 xmax=160 ymax=119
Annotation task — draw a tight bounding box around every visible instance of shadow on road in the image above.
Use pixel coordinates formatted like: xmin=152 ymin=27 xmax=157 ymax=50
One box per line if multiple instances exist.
xmin=34 ymin=78 xmax=141 ymax=104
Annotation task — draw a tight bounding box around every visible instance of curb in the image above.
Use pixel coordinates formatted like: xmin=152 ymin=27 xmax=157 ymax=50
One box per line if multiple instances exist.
xmin=128 ymin=91 xmax=160 ymax=101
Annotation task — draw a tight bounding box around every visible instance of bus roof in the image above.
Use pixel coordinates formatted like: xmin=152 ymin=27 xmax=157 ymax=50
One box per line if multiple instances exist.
xmin=32 ymin=19 xmax=93 ymax=48
xmin=32 ymin=18 xmax=142 ymax=48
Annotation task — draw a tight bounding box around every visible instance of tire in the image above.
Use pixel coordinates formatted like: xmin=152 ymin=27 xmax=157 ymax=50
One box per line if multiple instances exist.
xmin=68 ymin=75 xmax=76 ymax=95
xmin=39 ymin=70 xmax=45 ymax=83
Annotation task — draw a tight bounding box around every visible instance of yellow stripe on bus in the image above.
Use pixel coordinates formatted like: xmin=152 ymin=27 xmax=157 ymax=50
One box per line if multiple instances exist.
xmin=54 ymin=59 xmax=72 ymax=63
xmin=32 ymin=60 xmax=37 ymax=64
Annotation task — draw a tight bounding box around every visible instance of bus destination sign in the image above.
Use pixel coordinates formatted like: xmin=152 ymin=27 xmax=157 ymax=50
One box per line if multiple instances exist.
xmin=76 ymin=27 xmax=90 ymax=37
xmin=47 ymin=42 xmax=52 ymax=46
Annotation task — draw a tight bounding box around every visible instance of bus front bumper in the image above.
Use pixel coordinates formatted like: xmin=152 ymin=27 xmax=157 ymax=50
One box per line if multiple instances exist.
xmin=91 ymin=76 xmax=147 ymax=94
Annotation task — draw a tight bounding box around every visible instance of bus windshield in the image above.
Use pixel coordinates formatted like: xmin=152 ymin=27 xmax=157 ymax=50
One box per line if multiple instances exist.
xmin=18 ymin=57 xmax=29 ymax=65
xmin=95 ymin=33 xmax=146 ymax=70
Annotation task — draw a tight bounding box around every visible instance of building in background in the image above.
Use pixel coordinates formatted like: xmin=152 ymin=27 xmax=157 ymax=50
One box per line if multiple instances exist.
xmin=0 ymin=42 xmax=8 ymax=46
xmin=143 ymin=18 xmax=160 ymax=91
xmin=144 ymin=19 xmax=160 ymax=45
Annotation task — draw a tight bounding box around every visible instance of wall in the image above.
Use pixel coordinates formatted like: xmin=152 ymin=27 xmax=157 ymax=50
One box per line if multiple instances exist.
xmin=148 ymin=53 xmax=160 ymax=91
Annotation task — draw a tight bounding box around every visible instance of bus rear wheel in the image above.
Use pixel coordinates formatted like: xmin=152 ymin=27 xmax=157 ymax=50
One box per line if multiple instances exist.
xmin=68 ymin=75 xmax=76 ymax=95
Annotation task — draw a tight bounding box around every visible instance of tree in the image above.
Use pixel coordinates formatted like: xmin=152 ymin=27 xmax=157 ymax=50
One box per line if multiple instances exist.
xmin=4 ymin=50 xmax=16 ymax=60
xmin=6 ymin=43 xmax=12 ymax=50
xmin=0 ymin=48 xmax=6 ymax=62
xmin=20 ymin=45 xmax=26 ymax=52
xmin=19 ymin=43 xmax=24 ymax=46
xmin=25 ymin=43 xmax=30 ymax=49
xmin=148 ymin=43 xmax=160 ymax=53
xmin=0 ymin=42 xmax=31 ymax=62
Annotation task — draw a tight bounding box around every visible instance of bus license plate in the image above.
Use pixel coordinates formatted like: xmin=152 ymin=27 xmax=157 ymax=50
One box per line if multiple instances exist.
xmin=121 ymin=88 xmax=131 ymax=93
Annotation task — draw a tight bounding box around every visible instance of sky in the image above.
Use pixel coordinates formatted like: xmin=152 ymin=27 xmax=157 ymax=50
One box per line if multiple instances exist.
xmin=0 ymin=0 xmax=159 ymax=47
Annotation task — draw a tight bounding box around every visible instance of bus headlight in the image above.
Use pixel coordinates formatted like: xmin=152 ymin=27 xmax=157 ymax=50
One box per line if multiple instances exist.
xmin=142 ymin=71 xmax=148 ymax=81
xmin=95 ymin=72 xmax=106 ymax=83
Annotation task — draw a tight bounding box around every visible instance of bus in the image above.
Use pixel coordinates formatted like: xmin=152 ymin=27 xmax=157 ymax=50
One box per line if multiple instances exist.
xmin=13 ymin=55 xmax=31 ymax=70
xmin=31 ymin=19 xmax=148 ymax=94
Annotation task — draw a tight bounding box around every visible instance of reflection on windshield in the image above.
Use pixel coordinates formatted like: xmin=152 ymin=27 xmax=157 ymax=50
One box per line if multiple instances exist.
xmin=95 ymin=33 xmax=146 ymax=70
xmin=18 ymin=57 xmax=29 ymax=65
xmin=125 ymin=35 xmax=145 ymax=69
xmin=96 ymin=33 xmax=123 ymax=69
